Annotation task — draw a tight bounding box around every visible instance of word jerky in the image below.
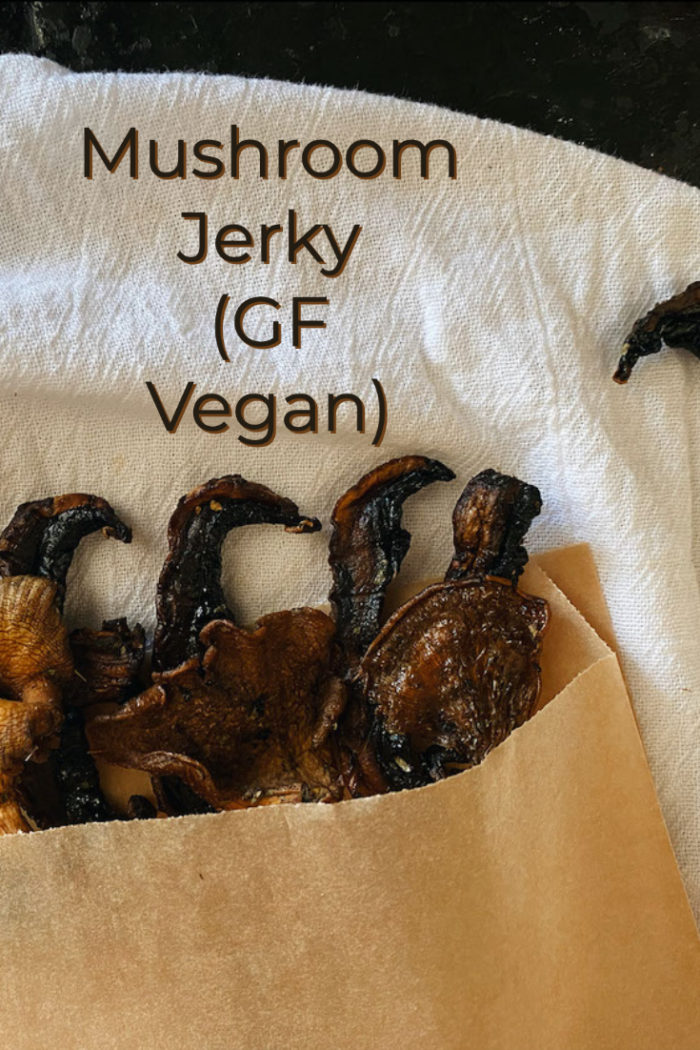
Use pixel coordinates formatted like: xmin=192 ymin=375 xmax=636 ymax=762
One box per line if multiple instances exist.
xmin=178 ymin=210 xmax=361 ymax=278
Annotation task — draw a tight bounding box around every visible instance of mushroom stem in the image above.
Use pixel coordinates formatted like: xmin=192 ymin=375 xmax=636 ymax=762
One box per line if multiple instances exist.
xmin=153 ymin=476 xmax=321 ymax=672
xmin=0 ymin=494 xmax=131 ymax=611
xmin=329 ymin=456 xmax=455 ymax=674
xmin=445 ymin=470 xmax=542 ymax=585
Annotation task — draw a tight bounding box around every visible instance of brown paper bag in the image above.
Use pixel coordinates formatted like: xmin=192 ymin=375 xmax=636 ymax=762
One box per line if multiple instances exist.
xmin=1 ymin=545 xmax=699 ymax=1050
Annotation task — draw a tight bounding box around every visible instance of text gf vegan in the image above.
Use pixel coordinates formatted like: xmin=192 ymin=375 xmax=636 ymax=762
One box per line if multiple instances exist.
xmin=84 ymin=126 xmax=457 ymax=447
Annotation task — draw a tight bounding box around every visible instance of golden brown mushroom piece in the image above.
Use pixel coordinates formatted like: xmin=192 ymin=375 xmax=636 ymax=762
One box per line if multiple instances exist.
xmin=88 ymin=476 xmax=348 ymax=811
xmin=0 ymin=577 xmax=72 ymax=833
xmin=329 ymin=466 xmax=549 ymax=793
xmin=0 ymin=493 xmax=133 ymax=832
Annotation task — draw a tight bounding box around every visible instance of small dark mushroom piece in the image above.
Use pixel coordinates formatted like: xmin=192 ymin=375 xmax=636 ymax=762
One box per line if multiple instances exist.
xmin=69 ymin=619 xmax=146 ymax=708
xmin=614 ymin=281 xmax=700 ymax=383
xmin=88 ymin=476 xmax=348 ymax=810
xmin=0 ymin=494 xmax=132 ymax=832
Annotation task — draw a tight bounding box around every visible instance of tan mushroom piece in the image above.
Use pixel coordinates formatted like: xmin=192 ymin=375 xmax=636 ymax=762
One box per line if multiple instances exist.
xmin=0 ymin=576 xmax=73 ymax=834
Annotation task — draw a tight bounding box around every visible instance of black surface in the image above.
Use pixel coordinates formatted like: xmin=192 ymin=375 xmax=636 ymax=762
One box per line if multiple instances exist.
xmin=1 ymin=2 xmax=700 ymax=187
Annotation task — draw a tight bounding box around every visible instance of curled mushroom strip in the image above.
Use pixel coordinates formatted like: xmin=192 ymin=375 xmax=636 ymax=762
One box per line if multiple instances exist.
xmin=359 ymin=469 xmax=549 ymax=790
xmin=0 ymin=493 xmax=131 ymax=611
xmin=327 ymin=455 xmax=455 ymax=794
xmin=614 ymin=280 xmax=700 ymax=383
xmin=446 ymin=468 xmax=543 ymax=584
xmin=154 ymin=475 xmax=321 ymax=673
xmin=329 ymin=456 xmax=455 ymax=675
xmin=89 ymin=477 xmax=347 ymax=811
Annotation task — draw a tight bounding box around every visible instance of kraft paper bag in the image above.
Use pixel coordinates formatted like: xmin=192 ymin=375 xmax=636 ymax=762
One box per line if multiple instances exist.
xmin=1 ymin=545 xmax=699 ymax=1050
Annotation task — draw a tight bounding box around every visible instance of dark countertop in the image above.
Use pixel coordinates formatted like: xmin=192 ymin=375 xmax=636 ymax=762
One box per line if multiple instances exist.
xmin=2 ymin=1 xmax=700 ymax=187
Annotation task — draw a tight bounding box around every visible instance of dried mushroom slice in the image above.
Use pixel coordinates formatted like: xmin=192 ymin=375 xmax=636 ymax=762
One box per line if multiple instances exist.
xmin=50 ymin=708 xmax=116 ymax=825
xmin=89 ymin=608 xmax=343 ymax=808
xmin=359 ymin=470 xmax=548 ymax=790
xmin=0 ymin=493 xmax=133 ymax=832
xmin=362 ymin=579 xmax=548 ymax=787
xmin=44 ymin=620 xmax=147 ymax=825
xmin=329 ymin=456 xmax=455 ymax=674
xmin=614 ymin=281 xmax=700 ymax=383
xmin=446 ymin=469 xmax=542 ymax=584
xmin=22 ymin=620 xmax=147 ymax=830
xmin=328 ymin=455 xmax=455 ymax=795
xmin=89 ymin=477 xmax=347 ymax=810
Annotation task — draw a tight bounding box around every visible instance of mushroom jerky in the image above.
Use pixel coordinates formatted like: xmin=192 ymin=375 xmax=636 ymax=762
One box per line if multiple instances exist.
xmin=1 ymin=461 xmax=549 ymax=831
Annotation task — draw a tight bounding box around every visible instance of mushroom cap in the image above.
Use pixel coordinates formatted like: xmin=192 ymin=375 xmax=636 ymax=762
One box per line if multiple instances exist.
xmin=88 ymin=607 xmax=347 ymax=809
xmin=360 ymin=578 xmax=549 ymax=767
xmin=0 ymin=576 xmax=73 ymax=695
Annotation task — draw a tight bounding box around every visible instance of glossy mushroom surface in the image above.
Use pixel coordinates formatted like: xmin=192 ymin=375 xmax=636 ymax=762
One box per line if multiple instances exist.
xmin=352 ymin=469 xmax=548 ymax=789
xmin=4 ymin=466 xmax=551 ymax=826
xmin=361 ymin=578 xmax=548 ymax=787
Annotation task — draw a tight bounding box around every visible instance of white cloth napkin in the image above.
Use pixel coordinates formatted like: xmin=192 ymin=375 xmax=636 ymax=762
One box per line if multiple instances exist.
xmin=2 ymin=54 xmax=699 ymax=921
